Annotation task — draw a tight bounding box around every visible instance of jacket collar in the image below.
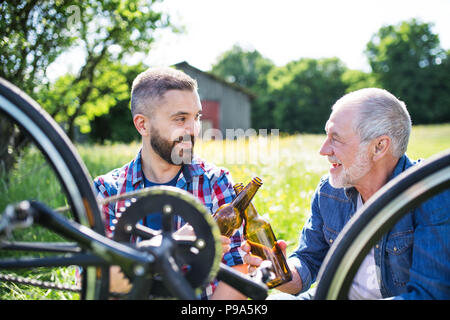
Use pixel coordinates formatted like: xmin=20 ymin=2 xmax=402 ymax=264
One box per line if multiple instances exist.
xmin=344 ymin=154 xmax=412 ymax=200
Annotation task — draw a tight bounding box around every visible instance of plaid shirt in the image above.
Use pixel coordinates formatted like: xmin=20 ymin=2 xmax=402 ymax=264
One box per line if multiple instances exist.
xmin=93 ymin=150 xmax=245 ymax=299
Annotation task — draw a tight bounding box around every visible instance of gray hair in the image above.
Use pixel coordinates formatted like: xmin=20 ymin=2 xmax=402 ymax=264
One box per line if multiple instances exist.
xmin=333 ymin=88 xmax=412 ymax=158
xmin=130 ymin=67 xmax=198 ymax=117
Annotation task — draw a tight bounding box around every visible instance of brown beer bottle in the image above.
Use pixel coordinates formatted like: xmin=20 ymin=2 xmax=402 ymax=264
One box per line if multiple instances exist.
xmin=212 ymin=178 xmax=262 ymax=237
xmin=234 ymin=180 xmax=292 ymax=289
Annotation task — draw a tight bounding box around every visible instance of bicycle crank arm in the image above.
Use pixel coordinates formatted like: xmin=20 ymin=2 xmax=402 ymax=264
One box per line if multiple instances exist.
xmin=217 ymin=263 xmax=268 ymax=300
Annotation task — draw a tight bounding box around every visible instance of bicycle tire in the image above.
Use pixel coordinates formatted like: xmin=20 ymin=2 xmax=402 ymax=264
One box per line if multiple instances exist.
xmin=0 ymin=77 xmax=108 ymax=299
xmin=314 ymin=150 xmax=450 ymax=299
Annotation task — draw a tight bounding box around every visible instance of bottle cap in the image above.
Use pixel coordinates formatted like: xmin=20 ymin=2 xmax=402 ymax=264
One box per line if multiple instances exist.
xmin=233 ymin=183 xmax=244 ymax=193
xmin=252 ymin=177 xmax=263 ymax=186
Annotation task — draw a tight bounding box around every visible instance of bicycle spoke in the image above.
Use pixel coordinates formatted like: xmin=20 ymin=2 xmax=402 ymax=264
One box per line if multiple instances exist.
xmin=133 ymin=224 xmax=161 ymax=240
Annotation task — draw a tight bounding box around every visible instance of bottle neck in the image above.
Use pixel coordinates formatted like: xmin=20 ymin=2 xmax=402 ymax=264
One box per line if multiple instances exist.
xmin=232 ymin=184 xmax=256 ymax=212
xmin=246 ymin=202 xmax=259 ymax=219
xmin=232 ymin=178 xmax=262 ymax=213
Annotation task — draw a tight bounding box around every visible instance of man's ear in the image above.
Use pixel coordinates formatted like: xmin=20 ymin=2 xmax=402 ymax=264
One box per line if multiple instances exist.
xmin=133 ymin=114 xmax=150 ymax=137
xmin=372 ymin=135 xmax=391 ymax=161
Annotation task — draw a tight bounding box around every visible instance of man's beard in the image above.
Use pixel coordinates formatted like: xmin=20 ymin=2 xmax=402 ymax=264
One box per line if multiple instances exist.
xmin=329 ymin=143 xmax=371 ymax=188
xmin=150 ymin=127 xmax=195 ymax=165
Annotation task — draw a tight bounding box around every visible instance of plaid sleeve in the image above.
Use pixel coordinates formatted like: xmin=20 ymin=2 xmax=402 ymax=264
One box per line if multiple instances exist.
xmin=211 ymin=170 xmax=246 ymax=267
xmin=93 ymin=173 xmax=119 ymax=238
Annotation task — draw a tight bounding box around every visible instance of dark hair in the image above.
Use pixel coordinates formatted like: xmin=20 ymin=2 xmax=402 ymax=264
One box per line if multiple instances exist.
xmin=130 ymin=67 xmax=198 ymax=117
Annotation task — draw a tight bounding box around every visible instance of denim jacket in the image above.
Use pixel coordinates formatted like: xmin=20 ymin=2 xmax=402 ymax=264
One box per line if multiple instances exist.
xmin=289 ymin=154 xmax=450 ymax=299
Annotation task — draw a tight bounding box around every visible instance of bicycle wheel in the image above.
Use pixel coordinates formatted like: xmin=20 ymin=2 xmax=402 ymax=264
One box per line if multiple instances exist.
xmin=314 ymin=150 xmax=450 ymax=299
xmin=0 ymin=78 xmax=108 ymax=299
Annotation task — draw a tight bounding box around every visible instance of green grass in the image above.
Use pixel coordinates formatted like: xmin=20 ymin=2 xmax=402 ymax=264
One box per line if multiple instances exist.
xmin=77 ymin=124 xmax=450 ymax=255
xmin=1 ymin=124 xmax=449 ymax=299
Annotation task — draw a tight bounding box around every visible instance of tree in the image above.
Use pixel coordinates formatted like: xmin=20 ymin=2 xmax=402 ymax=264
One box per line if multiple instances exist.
xmin=1 ymin=1 xmax=79 ymax=173
xmin=36 ymin=58 xmax=131 ymax=138
xmin=267 ymin=57 xmax=348 ymax=133
xmin=89 ymin=62 xmax=147 ymax=143
xmin=1 ymin=0 xmax=177 ymax=139
xmin=210 ymin=44 xmax=276 ymax=129
xmin=0 ymin=0 xmax=176 ymax=175
xmin=341 ymin=69 xmax=379 ymax=93
xmin=0 ymin=0 xmax=78 ymax=96
xmin=366 ymin=19 xmax=450 ymax=124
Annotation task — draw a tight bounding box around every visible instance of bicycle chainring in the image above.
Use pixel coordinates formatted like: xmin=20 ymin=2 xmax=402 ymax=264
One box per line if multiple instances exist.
xmin=111 ymin=186 xmax=222 ymax=298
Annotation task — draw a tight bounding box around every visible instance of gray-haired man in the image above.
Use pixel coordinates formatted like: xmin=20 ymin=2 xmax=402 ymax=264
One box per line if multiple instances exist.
xmin=243 ymin=88 xmax=450 ymax=299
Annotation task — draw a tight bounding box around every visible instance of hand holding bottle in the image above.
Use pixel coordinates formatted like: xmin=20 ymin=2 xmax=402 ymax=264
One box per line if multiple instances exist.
xmin=241 ymin=239 xmax=288 ymax=273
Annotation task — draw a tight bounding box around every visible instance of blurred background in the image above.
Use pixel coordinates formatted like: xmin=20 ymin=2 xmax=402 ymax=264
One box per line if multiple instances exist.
xmin=1 ymin=0 xmax=449 ymax=143
xmin=1 ymin=0 xmax=449 ymax=299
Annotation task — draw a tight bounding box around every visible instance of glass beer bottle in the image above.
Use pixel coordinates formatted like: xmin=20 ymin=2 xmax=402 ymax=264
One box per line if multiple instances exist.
xmin=234 ymin=180 xmax=292 ymax=288
xmin=212 ymin=178 xmax=262 ymax=237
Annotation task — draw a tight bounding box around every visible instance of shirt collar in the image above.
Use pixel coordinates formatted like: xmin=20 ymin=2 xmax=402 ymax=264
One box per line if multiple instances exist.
xmin=131 ymin=149 xmax=205 ymax=187
xmin=388 ymin=154 xmax=412 ymax=180
xmin=130 ymin=150 xmax=144 ymax=187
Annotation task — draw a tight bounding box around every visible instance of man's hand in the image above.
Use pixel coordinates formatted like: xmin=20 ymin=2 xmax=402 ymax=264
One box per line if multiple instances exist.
xmin=220 ymin=235 xmax=231 ymax=254
xmin=109 ymin=265 xmax=132 ymax=294
xmin=241 ymin=239 xmax=288 ymax=273
xmin=241 ymin=239 xmax=303 ymax=294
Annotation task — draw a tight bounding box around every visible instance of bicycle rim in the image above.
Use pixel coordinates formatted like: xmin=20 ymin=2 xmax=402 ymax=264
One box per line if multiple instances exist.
xmin=0 ymin=78 xmax=108 ymax=299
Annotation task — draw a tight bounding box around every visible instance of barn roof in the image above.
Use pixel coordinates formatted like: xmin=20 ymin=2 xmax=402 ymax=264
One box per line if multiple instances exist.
xmin=173 ymin=61 xmax=256 ymax=100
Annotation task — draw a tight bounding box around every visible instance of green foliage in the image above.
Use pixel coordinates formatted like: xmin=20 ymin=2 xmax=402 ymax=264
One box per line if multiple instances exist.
xmin=2 ymin=6 xmax=449 ymax=142
xmin=366 ymin=18 xmax=450 ymax=124
xmin=1 ymin=0 xmax=177 ymax=139
xmin=0 ymin=0 xmax=78 ymax=96
xmin=341 ymin=69 xmax=380 ymax=93
xmin=38 ymin=59 xmax=136 ymax=137
xmin=89 ymin=63 xmax=147 ymax=143
xmin=211 ymin=44 xmax=275 ymax=89
xmin=209 ymin=46 xmax=377 ymax=134
xmin=268 ymin=58 xmax=348 ymax=133
xmin=1 ymin=125 xmax=448 ymax=299
xmin=210 ymin=19 xmax=449 ymax=134
xmin=210 ymin=44 xmax=276 ymax=129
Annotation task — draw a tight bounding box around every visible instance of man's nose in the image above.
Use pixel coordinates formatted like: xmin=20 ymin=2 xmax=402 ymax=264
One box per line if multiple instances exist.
xmin=186 ymin=118 xmax=200 ymax=137
xmin=319 ymin=137 xmax=332 ymax=156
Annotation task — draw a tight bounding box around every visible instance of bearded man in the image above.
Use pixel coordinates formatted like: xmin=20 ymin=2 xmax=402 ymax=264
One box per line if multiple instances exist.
xmin=243 ymin=88 xmax=450 ymax=299
xmin=94 ymin=67 xmax=247 ymax=299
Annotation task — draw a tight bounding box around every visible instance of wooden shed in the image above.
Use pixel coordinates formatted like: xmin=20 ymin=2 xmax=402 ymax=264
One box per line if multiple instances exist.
xmin=174 ymin=61 xmax=255 ymax=138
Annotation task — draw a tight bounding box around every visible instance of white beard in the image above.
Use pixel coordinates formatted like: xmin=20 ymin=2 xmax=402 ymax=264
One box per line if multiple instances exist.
xmin=329 ymin=143 xmax=372 ymax=189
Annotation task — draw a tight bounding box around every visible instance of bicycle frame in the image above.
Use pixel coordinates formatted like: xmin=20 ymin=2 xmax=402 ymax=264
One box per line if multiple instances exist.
xmin=0 ymin=200 xmax=270 ymax=300
xmin=1 ymin=200 xmax=154 ymax=299
xmin=0 ymin=77 xmax=269 ymax=300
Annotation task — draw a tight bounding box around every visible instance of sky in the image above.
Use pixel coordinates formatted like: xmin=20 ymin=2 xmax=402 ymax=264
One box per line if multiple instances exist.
xmin=47 ymin=0 xmax=450 ymax=79
xmin=144 ymin=0 xmax=450 ymax=72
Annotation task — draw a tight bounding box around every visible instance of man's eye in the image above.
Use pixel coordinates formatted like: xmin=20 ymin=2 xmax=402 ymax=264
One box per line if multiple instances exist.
xmin=175 ymin=117 xmax=185 ymax=122
xmin=332 ymin=137 xmax=342 ymax=144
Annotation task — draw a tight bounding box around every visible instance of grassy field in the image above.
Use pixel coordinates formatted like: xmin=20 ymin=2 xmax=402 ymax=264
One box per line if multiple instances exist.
xmin=1 ymin=124 xmax=449 ymax=299
xmin=78 ymin=123 xmax=450 ymax=253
